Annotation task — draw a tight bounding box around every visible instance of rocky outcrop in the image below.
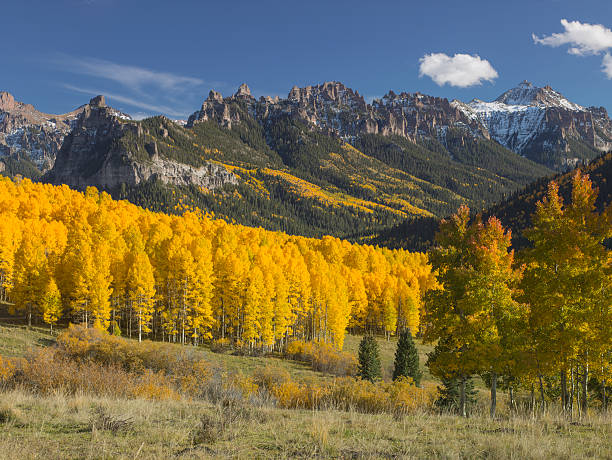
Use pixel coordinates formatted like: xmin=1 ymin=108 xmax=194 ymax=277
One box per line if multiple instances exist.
xmin=186 ymin=80 xmax=612 ymax=170
xmin=46 ymin=96 xmax=237 ymax=190
xmin=188 ymin=81 xmax=486 ymax=142
xmin=0 ymin=91 xmax=85 ymax=171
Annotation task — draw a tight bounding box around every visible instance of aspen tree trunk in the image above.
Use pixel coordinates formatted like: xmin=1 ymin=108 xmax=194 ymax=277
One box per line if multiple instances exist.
xmin=509 ymin=386 xmax=515 ymax=413
xmin=490 ymin=372 xmax=497 ymax=418
xmin=530 ymin=384 xmax=535 ymax=416
xmin=602 ymin=360 xmax=607 ymax=412
xmin=138 ymin=306 xmax=142 ymax=343
xmin=560 ymin=370 xmax=568 ymax=412
xmin=538 ymin=374 xmax=546 ymax=411
xmin=581 ymin=359 xmax=588 ymax=416
xmin=460 ymin=375 xmax=467 ymax=418
xmin=569 ymin=367 xmax=576 ymax=417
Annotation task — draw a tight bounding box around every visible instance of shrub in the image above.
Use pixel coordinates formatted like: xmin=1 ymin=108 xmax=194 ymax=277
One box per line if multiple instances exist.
xmin=253 ymin=366 xmax=291 ymax=391
xmin=0 ymin=355 xmax=17 ymax=384
xmin=285 ymin=340 xmax=357 ymax=376
xmin=268 ymin=375 xmax=436 ymax=414
xmin=56 ymin=325 xmax=213 ymax=382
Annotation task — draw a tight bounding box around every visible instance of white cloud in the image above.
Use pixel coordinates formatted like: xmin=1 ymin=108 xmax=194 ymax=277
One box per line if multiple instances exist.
xmin=418 ymin=53 xmax=498 ymax=88
xmin=603 ymin=54 xmax=612 ymax=79
xmin=55 ymin=56 xmax=204 ymax=93
xmin=533 ymin=19 xmax=612 ymax=56
xmin=48 ymin=55 xmax=219 ymax=117
xmin=64 ymin=84 xmax=190 ymax=118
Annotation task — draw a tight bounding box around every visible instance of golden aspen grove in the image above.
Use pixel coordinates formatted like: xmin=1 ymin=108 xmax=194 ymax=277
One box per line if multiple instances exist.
xmin=0 ymin=176 xmax=435 ymax=350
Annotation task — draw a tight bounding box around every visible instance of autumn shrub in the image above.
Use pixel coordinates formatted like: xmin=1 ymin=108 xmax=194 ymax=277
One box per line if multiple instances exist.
xmin=227 ymin=372 xmax=260 ymax=399
xmin=0 ymin=355 xmax=17 ymax=385
xmin=269 ymin=375 xmax=436 ymax=414
xmin=5 ymin=347 xmax=179 ymax=400
xmin=253 ymin=366 xmax=291 ymax=391
xmin=285 ymin=340 xmax=357 ymax=376
xmin=210 ymin=337 xmax=232 ymax=353
xmin=56 ymin=324 xmax=213 ymax=395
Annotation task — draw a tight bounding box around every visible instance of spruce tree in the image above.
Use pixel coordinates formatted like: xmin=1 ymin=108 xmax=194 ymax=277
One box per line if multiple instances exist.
xmin=392 ymin=329 xmax=422 ymax=385
xmin=434 ymin=376 xmax=477 ymax=415
xmin=357 ymin=335 xmax=382 ymax=382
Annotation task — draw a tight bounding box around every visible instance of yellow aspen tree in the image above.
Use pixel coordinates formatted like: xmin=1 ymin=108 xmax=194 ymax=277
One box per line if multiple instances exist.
xmin=186 ymin=239 xmax=215 ymax=343
xmin=127 ymin=249 xmax=156 ymax=342
xmin=243 ymin=266 xmax=264 ymax=348
xmin=11 ymin=230 xmax=46 ymax=326
xmin=0 ymin=216 xmax=22 ymax=302
xmin=40 ymin=275 xmax=62 ymax=331
xmin=89 ymin=241 xmax=114 ymax=330
xmin=424 ymin=205 xmax=478 ymax=417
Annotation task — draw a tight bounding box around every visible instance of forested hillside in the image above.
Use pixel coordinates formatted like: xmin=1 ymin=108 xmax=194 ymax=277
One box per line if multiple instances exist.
xmin=370 ymin=152 xmax=612 ymax=250
xmin=40 ymin=86 xmax=552 ymax=240
xmin=0 ymin=177 xmax=435 ymax=349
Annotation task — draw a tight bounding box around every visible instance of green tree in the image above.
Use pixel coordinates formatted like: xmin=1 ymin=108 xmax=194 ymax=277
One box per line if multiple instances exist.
xmin=392 ymin=329 xmax=421 ymax=385
xmin=357 ymin=335 xmax=382 ymax=382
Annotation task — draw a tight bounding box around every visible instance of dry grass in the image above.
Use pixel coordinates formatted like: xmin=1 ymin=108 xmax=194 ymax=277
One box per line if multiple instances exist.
xmin=1 ymin=324 xmax=610 ymax=458
xmin=0 ymin=323 xmax=56 ymax=358
xmin=0 ymin=389 xmax=609 ymax=459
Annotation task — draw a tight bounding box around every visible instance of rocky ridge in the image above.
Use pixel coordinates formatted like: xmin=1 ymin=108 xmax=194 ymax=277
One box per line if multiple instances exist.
xmin=0 ymin=91 xmax=86 ymax=172
xmin=188 ymin=81 xmax=487 ymax=142
xmin=188 ymin=80 xmax=612 ymax=170
xmin=45 ymin=96 xmax=237 ymax=190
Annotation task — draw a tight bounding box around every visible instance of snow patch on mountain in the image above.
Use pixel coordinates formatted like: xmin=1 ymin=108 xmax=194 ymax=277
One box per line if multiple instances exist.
xmin=495 ymin=81 xmax=584 ymax=111
xmin=451 ymin=81 xmax=592 ymax=155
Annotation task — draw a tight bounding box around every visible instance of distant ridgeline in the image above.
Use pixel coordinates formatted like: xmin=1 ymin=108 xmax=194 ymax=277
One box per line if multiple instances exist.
xmin=0 ymin=177 xmax=436 ymax=349
xmin=3 ymin=80 xmax=611 ymax=241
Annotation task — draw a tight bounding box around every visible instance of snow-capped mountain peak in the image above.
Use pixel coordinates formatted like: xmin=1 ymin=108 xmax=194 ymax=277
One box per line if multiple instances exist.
xmin=494 ymin=81 xmax=584 ymax=111
xmin=449 ymin=81 xmax=612 ymax=168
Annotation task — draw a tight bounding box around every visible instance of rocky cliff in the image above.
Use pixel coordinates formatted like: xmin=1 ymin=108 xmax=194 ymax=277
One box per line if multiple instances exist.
xmin=188 ymin=80 xmax=611 ymax=170
xmin=188 ymin=81 xmax=486 ymax=142
xmin=45 ymin=96 xmax=237 ymax=190
xmin=0 ymin=91 xmax=85 ymax=172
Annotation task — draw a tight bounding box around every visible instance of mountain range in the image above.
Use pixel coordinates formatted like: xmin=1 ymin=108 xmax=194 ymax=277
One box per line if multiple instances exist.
xmin=1 ymin=81 xmax=610 ymax=239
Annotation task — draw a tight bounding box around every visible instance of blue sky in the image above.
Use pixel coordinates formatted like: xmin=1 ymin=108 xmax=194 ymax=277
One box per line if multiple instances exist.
xmin=2 ymin=0 xmax=612 ymax=118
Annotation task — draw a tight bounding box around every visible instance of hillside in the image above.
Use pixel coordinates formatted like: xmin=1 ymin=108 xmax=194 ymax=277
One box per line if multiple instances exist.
xmin=42 ymin=84 xmax=553 ymax=239
xmin=1 ymin=324 xmax=609 ymax=459
xmin=370 ymin=152 xmax=612 ymax=250
xmin=6 ymin=80 xmax=612 ymax=239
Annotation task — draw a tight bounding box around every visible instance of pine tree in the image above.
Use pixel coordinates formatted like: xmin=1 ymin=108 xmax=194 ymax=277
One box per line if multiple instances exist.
xmin=392 ymin=329 xmax=421 ymax=385
xmin=357 ymin=335 xmax=382 ymax=382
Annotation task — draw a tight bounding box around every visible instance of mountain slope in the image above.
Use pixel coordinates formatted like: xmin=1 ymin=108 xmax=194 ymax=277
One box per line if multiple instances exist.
xmin=43 ymin=84 xmax=552 ymax=238
xmin=370 ymin=152 xmax=612 ymax=250
xmin=0 ymin=91 xmax=86 ymax=176
xmin=486 ymin=151 xmax=612 ymax=246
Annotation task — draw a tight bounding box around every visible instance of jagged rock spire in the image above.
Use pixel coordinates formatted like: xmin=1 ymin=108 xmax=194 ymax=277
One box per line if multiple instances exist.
xmin=234 ymin=83 xmax=252 ymax=98
xmin=89 ymin=95 xmax=106 ymax=107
